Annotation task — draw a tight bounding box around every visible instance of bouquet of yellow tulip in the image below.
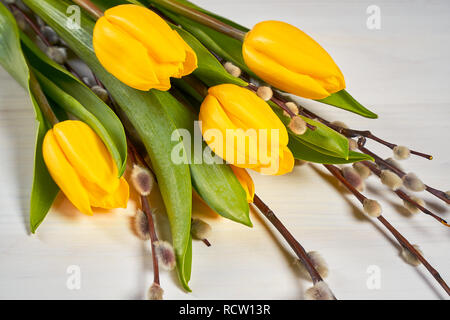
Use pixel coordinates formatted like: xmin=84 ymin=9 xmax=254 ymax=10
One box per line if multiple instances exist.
xmin=0 ymin=0 xmax=448 ymax=299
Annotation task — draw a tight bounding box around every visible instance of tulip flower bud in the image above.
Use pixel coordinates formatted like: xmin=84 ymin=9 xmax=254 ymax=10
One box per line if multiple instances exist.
xmin=199 ymin=84 xmax=294 ymax=175
xmin=93 ymin=5 xmax=197 ymax=91
xmin=243 ymin=21 xmax=345 ymax=99
xmin=42 ymin=120 xmax=129 ymax=215
xmin=230 ymin=165 xmax=255 ymax=203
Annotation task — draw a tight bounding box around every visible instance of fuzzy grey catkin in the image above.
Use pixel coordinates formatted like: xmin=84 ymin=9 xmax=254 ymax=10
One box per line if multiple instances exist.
xmin=288 ymin=116 xmax=307 ymax=135
xmin=256 ymin=86 xmax=273 ymax=101
xmin=41 ymin=26 xmax=59 ymax=45
xmin=191 ymin=218 xmax=212 ymax=240
xmin=304 ymin=281 xmax=334 ymax=300
xmin=380 ymin=170 xmax=403 ymax=190
xmin=402 ymin=172 xmax=426 ymax=192
xmin=348 ymin=138 xmax=357 ymax=151
xmin=363 ymin=199 xmax=382 ymax=218
xmin=134 ymin=209 xmax=150 ymax=240
xmin=285 ymin=102 xmax=299 ymax=115
xmin=384 ymin=157 xmax=403 ymax=171
xmin=330 ymin=121 xmax=348 ymax=129
xmin=154 ymin=241 xmax=176 ymax=271
xmin=352 ymin=162 xmax=371 ymax=179
xmin=223 ymin=61 xmax=241 ymax=78
xmin=91 ymin=85 xmax=109 ymax=102
xmin=393 ymin=145 xmax=410 ymax=160
xmin=131 ymin=164 xmax=154 ymax=196
xmin=342 ymin=167 xmax=364 ymax=192
xmin=147 ymin=283 xmax=164 ymax=300
xmin=45 ymin=46 xmax=67 ymax=64
xmin=400 ymin=244 xmax=422 ymax=266
xmin=403 ymin=196 xmax=425 ymax=214
xmin=296 ymin=251 xmax=329 ymax=280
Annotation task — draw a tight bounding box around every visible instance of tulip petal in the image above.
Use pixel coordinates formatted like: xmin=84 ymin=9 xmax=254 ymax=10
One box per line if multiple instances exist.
xmin=104 ymin=5 xmax=186 ymax=64
xmin=52 ymin=121 xmax=119 ymax=194
xmin=90 ymin=177 xmax=129 ymax=209
xmin=253 ymin=146 xmax=294 ymax=175
xmin=42 ymin=130 xmax=93 ymax=215
xmin=208 ymin=84 xmax=289 ymax=146
xmin=242 ymin=45 xmax=331 ymax=100
xmin=230 ymin=165 xmax=255 ymax=203
xmin=93 ymin=17 xmax=159 ymax=91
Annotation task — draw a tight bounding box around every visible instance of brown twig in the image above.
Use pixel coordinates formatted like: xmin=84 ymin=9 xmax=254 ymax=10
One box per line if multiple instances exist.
xmin=72 ymin=0 xmax=104 ymax=20
xmin=323 ymin=164 xmax=450 ymax=296
xmin=253 ymin=195 xmax=327 ymax=287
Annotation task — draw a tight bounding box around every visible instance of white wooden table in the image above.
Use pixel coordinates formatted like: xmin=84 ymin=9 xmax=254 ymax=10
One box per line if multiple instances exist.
xmin=0 ymin=0 xmax=449 ymax=299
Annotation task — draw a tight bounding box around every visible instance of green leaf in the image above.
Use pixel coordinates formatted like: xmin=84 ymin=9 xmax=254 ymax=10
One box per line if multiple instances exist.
xmin=288 ymin=136 xmax=373 ymax=164
xmin=269 ymin=101 xmax=349 ymax=159
xmin=23 ymin=0 xmax=192 ymax=290
xmin=318 ymin=89 xmax=378 ymax=119
xmin=20 ymin=34 xmax=128 ymax=175
xmin=155 ymin=90 xmax=251 ymax=226
xmin=0 ymin=2 xmax=59 ymax=233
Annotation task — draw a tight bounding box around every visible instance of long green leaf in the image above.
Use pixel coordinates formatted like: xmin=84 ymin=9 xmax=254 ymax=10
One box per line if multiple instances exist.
xmin=318 ymin=89 xmax=378 ymax=119
xmin=23 ymin=0 xmax=192 ymax=290
xmin=288 ymin=136 xmax=373 ymax=164
xmin=0 ymin=3 xmax=59 ymax=233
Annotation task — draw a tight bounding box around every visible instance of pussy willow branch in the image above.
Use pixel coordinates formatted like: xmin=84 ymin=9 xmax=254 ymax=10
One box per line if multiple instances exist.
xmin=71 ymin=0 xmax=103 ymax=20
xmin=128 ymin=144 xmax=160 ymax=286
xmin=361 ymin=160 xmax=449 ymax=227
xmin=252 ymin=195 xmax=334 ymax=293
xmin=323 ymin=164 xmax=450 ymax=296
xmin=357 ymin=138 xmax=449 ymax=205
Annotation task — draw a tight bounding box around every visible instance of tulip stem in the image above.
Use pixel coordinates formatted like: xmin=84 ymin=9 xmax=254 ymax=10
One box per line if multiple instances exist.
xmin=323 ymin=164 xmax=450 ymax=296
xmin=252 ymin=195 xmax=330 ymax=288
xmin=29 ymin=71 xmax=59 ymax=125
xmin=148 ymin=0 xmax=246 ymax=40
xmin=361 ymin=160 xmax=449 ymax=227
xmin=72 ymin=0 xmax=104 ymax=20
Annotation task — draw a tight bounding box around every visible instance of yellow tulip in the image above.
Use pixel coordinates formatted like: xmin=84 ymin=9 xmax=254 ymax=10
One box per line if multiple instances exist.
xmin=242 ymin=20 xmax=345 ymax=99
xmin=93 ymin=4 xmax=197 ymax=91
xmin=230 ymin=165 xmax=255 ymax=203
xmin=42 ymin=120 xmax=129 ymax=215
xmin=199 ymin=84 xmax=294 ymax=175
